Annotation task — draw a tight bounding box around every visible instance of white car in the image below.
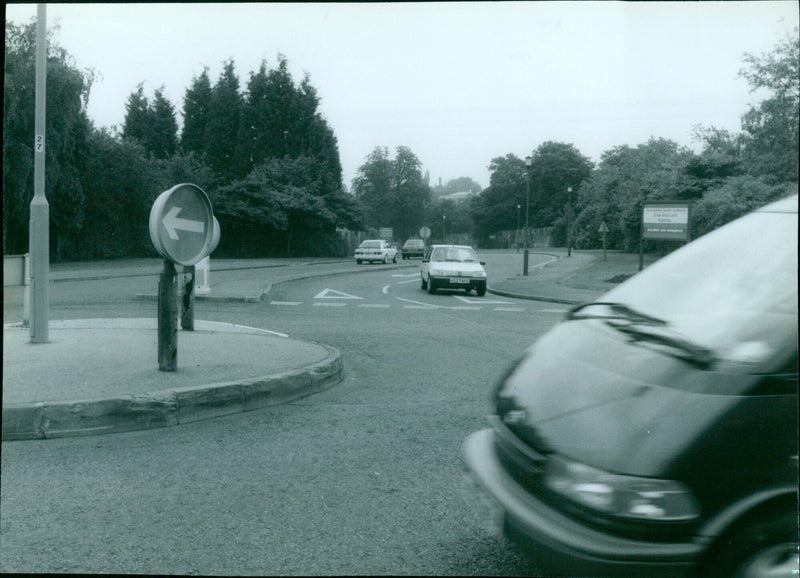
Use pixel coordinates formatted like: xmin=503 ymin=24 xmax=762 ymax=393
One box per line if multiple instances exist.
xmin=354 ymin=239 xmax=398 ymax=264
xmin=420 ymin=244 xmax=487 ymax=296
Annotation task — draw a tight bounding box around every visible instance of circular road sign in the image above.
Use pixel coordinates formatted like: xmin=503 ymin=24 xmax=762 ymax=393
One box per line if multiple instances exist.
xmin=419 ymin=226 xmax=431 ymax=240
xmin=149 ymin=183 xmax=220 ymax=266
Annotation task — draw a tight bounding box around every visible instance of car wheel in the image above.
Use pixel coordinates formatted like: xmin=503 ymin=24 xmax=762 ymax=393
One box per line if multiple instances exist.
xmin=476 ymin=284 xmax=486 ymax=296
xmin=392 ymin=255 xmax=397 ymax=263
xmin=421 ymin=276 xmax=427 ymax=290
xmin=356 ymin=259 xmax=362 ymax=264
xmin=699 ymin=511 xmax=798 ymax=578
xmin=427 ymin=277 xmax=436 ymax=294
xmin=383 ymin=255 xmax=388 ymax=264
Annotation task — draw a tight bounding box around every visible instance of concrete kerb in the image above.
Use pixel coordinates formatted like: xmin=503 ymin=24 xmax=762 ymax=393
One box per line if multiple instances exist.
xmin=2 ymin=342 xmax=342 ymax=441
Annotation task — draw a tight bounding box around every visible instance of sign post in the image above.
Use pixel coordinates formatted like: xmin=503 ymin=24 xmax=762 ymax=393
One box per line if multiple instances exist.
xmin=598 ymin=221 xmax=610 ymax=261
xmin=640 ymin=201 xmax=690 ymax=271
xmin=149 ymin=184 xmax=220 ymax=371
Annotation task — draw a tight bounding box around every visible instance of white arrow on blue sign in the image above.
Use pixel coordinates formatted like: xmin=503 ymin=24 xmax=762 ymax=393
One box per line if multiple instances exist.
xmin=149 ymin=183 xmax=220 ymax=266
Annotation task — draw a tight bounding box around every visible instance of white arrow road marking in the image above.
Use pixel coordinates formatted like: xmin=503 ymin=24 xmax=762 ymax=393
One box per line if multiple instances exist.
xmin=314 ymin=288 xmax=363 ymax=299
xmin=163 ymin=206 xmax=205 ymax=240
xmin=395 ymin=297 xmax=442 ymax=309
xmin=453 ymin=295 xmax=512 ymax=305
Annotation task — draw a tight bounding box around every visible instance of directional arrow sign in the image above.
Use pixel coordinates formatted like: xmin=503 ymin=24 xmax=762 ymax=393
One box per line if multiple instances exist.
xmin=149 ymin=183 xmax=220 ymax=266
xmin=163 ymin=206 xmax=206 ymax=240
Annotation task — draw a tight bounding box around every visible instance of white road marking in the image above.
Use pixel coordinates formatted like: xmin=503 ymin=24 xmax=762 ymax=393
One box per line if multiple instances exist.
xmin=313 ymin=302 xmax=347 ymax=307
xmin=395 ymin=297 xmax=444 ymax=308
xmin=539 ymin=308 xmax=567 ymax=313
xmin=453 ymin=295 xmax=512 ymax=305
xmin=403 ymin=305 xmax=437 ymax=309
xmin=391 ymin=273 xmax=419 ymax=278
xmin=270 ymin=301 xmax=302 ymax=306
xmin=314 ymin=288 xmax=363 ymax=299
xmin=358 ymin=304 xmax=391 ymax=308
xmin=450 ymin=306 xmax=481 ymax=311
xmin=494 ymin=307 xmax=526 ymax=312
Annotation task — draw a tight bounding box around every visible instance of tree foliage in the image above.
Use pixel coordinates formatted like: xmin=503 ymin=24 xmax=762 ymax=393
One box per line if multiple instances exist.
xmin=352 ymin=146 xmax=431 ymax=240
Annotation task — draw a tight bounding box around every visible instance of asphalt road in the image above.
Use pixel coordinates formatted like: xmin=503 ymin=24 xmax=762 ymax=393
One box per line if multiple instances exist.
xmin=1 ymin=257 xmax=565 ymax=575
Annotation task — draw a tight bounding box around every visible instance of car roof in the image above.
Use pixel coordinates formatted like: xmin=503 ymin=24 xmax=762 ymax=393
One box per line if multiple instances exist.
xmin=429 ymin=244 xmax=475 ymax=249
xmin=756 ymin=194 xmax=797 ymax=214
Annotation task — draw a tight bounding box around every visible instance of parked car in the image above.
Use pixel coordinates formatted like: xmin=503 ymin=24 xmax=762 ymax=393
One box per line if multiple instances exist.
xmin=402 ymin=238 xmax=425 ymax=259
xmin=354 ymin=239 xmax=397 ymax=264
xmin=421 ymin=244 xmax=487 ymax=296
xmin=463 ymin=195 xmax=798 ymax=577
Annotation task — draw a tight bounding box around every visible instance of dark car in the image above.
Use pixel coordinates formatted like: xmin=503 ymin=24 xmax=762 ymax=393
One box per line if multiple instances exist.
xmin=402 ymin=238 xmax=425 ymax=259
xmin=463 ymin=195 xmax=798 ymax=577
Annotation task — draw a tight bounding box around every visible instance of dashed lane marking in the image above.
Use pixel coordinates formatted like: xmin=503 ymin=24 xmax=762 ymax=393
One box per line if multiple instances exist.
xmin=313 ymin=302 xmax=347 ymax=307
xmin=270 ymin=301 xmax=302 ymax=306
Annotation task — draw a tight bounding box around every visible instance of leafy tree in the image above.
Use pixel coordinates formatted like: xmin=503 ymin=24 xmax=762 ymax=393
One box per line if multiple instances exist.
xmin=574 ymin=138 xmax=695 ymax=251
xmin=3 ymin=19 xmax=94 ymax=258
xmin=353 ymin=146 xmax=394 ymax=226
xmin=527 ymin=141 xmax=594 ymax=235
xmin=692 ymin=176 xmax=796 ymax=238
xmin=149 ymin=87 xmax=179 ymax=160
xmin=738 ymin=29 xmax=799 ymax=183
xmin=181 ymin=67 xmax=212 ymax=156
xmin=472 ymin=154 xmax=528 ymax=244
xmin=352 ymin=146 xmax=431 ymax=240
xmin=205 ymin=59 xmax=243 ymax=182
xmin=121 ymin=83 xmax=150 ymax=145
xmin=392 ymin=146 xmax=431 ymax=240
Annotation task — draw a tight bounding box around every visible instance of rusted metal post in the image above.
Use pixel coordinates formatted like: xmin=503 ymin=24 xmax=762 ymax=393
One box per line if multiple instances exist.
xmin=181 ymin=265 xmax=195 ymax=331
xmin=158 ymin=259 xmax=178 ymax=371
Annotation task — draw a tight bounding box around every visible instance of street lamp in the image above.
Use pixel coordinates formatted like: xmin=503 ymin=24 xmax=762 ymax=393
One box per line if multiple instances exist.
xmin=524 ymin=156 xmax=532 ymax=249
xmin=567 ymin=186 xmax=573 ymax=257
xmin=516 ymin=204 xmax=521 ymax=251
xmin=442 ymin=214 xmax=446 ymax=243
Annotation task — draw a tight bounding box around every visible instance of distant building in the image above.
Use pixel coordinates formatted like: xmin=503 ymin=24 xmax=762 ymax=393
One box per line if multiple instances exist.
xmin=438 ymin=191 xmax=475 ymax=205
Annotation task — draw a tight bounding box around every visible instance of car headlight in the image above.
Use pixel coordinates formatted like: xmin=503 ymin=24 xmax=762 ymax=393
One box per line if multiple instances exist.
xmin=430 ymin=269 xmax=447 ymax=276
xmin=473 ymin=271 xmax=486 ymax=278
xmin=543 ymin=455 xmax=699 ymax=521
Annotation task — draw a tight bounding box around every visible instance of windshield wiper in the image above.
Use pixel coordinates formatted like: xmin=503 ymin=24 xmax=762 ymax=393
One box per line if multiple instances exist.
xmin=567 ymin=302 xmax=716 ymax=368
xmin=566 ymin=302 xmax=668 ymax=326
xmin=612 ymin=323 xmax=717 ymax=369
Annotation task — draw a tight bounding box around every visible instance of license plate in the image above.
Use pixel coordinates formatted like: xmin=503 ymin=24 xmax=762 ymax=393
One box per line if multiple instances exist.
xmin=461 ymin=473 xmax=505 ymax=538
xmin=450 ymin=277 xmax=470 ymax=284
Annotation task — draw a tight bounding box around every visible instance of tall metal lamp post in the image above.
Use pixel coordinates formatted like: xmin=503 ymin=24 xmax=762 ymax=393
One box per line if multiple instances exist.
xmin=567 ymin=186 xmax=573 ymax=257
xmin=442 ymin=214 xmax=446 ymax=243
xmin=524 ymin=156 xmax=532 ymax=248
xmin=516 ymin=204 xmax=521 ymax=251
xmin=524 ymin=156 xmax=532 ymax=275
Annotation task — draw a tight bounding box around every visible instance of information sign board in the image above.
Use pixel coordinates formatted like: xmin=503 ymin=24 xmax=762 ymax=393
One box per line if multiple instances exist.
xmin=642 ymin=201 xmax=690 ymax=241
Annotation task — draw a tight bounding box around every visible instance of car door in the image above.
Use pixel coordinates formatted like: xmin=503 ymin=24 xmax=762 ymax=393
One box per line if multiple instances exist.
xmin=421 ymin=246 xmax=432 ymax=281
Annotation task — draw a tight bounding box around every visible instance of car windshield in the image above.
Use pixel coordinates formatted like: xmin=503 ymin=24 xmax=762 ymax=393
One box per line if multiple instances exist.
xmin=405 ymin=240 xmax=423 ymax=247
xmin=360 ymin=241 xmax=381 ymax=248
xmin=431 ymin=247 xmax=478 ymax=262
xmin=601 ymin=205 xmax=797 ymax=367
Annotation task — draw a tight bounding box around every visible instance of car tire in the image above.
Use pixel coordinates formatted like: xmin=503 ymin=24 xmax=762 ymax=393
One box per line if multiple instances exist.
xmin=356 ymin=259 xmax=362 ymax=264
xmin=427 ymin=277 xmax=436 ymax=294
xmin=476 ymin=284 xmax=486 ymax=296
xmin=421 ymin=276 xmax=427 ymax=290
xmin=383 ymin=255 xmax=388 ymax=264
xmin=699 ymin=510 xmax=798 ymax=578
xmin=392 ymin=255 xmax=397 ymax=263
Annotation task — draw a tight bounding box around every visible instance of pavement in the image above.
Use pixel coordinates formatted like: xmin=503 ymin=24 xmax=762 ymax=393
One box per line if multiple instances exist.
xmin=2 ymin=249 xmax=656 ymax=440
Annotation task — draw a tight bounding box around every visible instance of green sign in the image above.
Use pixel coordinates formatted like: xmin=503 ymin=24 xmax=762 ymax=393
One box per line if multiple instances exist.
xmin=642 ymin=201 xmax=690 ymax=241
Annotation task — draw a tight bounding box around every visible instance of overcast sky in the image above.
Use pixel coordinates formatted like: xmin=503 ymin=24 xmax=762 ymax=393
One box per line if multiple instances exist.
xmin=5 ymin=2 xmax=798 ymax=190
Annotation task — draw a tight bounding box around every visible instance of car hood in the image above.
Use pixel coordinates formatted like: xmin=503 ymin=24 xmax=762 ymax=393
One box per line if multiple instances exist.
xmin=495 ymin=320 xmax=797 ymax=481
xmin=429 ymin=262 xmax=485 ymax=274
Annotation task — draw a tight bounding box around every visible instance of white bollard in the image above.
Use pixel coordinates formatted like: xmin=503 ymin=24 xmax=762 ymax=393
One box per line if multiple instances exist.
xmin=195 ymin=256 xmax=211 ymax=295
